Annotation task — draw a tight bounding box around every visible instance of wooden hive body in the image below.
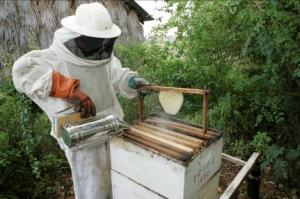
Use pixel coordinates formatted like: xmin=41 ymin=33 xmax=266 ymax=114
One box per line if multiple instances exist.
xmin=110 ymin=114 xmax=223 ymax=199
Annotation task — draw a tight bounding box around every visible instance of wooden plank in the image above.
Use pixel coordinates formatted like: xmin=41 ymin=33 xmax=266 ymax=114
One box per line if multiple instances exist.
xmin=123 ymin=134 xmax=188 ymax=161
xmin=127 ymin=129 xmax=191 ymax=156
xmin=138 ymin=122 xmax=203 ymax=145
xmin=138 ymin=94 xmax=145 ymax=121
xmin=203 ymin=93 xmax=208 ymax=133
xmin=143 ymin=85 xmax=209 ymax=95
xmin=219 ymin=152 xmax=260 ymax=199
xmin=145 ymin=118 xmax=215 ymax=139
xmin=222 ymin=153 xmax=246 ymax=166
xmin=57 ymin=112 xmax=82 ymax=127
xmin=132 ymin=124 xmax=201 ymax=149
xmin=129 ymin=127 xmax=195 ymax=153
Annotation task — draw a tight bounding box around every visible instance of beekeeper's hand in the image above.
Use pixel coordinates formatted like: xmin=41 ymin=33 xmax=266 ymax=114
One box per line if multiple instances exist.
xmin=128 ymin=76 xmax=149 ymax=89
xmin=50 ymin=71 xmax=96 ymax=118
xmin=128 ymin=76 xmax=150 ymax=96
xmin=68 ymin=89 xmax=96 ymax=118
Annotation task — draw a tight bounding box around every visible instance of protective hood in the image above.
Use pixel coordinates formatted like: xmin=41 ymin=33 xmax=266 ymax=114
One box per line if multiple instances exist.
xmin=54 ymin=28 xmax=117 ymax=60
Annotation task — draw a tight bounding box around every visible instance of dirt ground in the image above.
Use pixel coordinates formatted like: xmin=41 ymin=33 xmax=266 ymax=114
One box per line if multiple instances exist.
xmin=56 ymin=159 xmax=292 ymax=199
xmin=219 ymin=159 xmax=292 ymax=199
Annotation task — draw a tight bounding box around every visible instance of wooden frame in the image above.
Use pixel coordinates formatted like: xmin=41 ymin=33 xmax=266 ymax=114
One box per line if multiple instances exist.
xmin=138 ymin=85 xmax=210 ymax=134
xmin=219 ymin=152 xmax=260 ymax=199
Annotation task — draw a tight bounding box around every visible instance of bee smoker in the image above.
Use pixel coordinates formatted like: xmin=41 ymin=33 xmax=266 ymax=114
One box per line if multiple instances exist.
xmin=53 ymin=113 xmax=129 ymax=198
xmin=60 ymin=114 xmax=129 ymax=148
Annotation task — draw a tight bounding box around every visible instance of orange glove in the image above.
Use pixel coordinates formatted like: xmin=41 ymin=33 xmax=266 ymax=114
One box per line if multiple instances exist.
xmin=50 ymin=71 xmax=96 ymax=118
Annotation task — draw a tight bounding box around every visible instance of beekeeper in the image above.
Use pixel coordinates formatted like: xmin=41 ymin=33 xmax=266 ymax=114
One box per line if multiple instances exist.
xmin=12 ymin=2 xmax=148 ymax=199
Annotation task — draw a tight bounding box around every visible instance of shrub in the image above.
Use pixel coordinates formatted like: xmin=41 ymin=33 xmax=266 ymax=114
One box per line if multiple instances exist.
xmin=0 ymin=73 xmax=70 ymax=197
xmin=115 ymin=0 xmax=300 ymax=194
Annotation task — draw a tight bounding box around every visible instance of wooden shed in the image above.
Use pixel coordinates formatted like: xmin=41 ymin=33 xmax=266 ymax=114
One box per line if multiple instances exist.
xmin=0 ymin=0 xmax=153 ymax=59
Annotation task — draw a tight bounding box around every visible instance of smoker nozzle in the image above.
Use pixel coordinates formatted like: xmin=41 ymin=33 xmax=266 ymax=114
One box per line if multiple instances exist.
xmin=62 ymin=114 xmax=129 ymax=147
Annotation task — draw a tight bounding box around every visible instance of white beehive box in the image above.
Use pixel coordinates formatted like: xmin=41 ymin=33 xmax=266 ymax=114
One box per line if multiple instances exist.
xmin=110 ymin=115 xmax=223 ymax=199
xmin=111 ymin=168 xmax=220 ymax=199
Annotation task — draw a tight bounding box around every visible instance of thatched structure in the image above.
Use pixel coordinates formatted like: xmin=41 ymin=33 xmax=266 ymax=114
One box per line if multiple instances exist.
xmin=0 ymin=0 xmax=153 ymax=59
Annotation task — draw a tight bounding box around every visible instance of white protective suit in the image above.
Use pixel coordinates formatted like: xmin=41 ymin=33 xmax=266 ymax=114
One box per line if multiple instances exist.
xmin=12 ymin=28 xmax=137 ymax=199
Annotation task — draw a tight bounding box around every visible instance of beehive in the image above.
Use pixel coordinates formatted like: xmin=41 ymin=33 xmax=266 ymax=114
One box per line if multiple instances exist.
xmin=110 ymin=114 xmax=223 ymax=199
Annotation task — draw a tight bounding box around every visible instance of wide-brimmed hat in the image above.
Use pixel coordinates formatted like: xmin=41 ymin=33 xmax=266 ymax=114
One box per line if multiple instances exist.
xmin=61 ymin=2 xmax=121 ymax=38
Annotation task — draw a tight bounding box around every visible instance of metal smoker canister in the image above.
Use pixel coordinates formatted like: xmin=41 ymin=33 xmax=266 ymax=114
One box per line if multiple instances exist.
xmin=62 ymin=115 xmax=129 ymax=147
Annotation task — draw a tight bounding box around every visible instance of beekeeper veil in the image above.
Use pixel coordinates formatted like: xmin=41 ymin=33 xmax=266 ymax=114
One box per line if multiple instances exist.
xmin=57 ymin=2 xmax=121 ymax=60
xmin=64 ymin=34 xmax=117 ymax=60
xmin=54 ymin=28 xmax=117 ymax=60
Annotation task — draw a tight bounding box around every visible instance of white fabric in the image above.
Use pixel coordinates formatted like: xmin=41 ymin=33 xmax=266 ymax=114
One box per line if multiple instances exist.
xmin=65 ymin=140 xmax=112 ymax=199
xmin=13 ymin=28 xmax=137 ymax=138
xmin=66 ymin=144 xmax=110 ymax=199
xmin=61 ymin=2 xmax=121 ymax=38
xmin=54 ymin=28 xmax=80 ymax=43
xmin=12 ymin=27 xmax=137 ymax=199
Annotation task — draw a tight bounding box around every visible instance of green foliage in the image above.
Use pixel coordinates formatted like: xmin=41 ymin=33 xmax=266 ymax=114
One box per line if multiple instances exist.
xmin=250 ymin=132 xmax=271 ymax=153
xmin=0 ymin=76 xmax=70 ymax=198
xmin=115 ymin=0 xmax=300 ymax=194
xmin=0 ymin=30 xmax=74 ymax=197
xmin=261 ymin=144 xmax=300 ymax=188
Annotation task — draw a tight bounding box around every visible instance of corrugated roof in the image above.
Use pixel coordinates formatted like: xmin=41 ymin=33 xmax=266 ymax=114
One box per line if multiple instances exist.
xmin=124 ymin=0 xmax=154 ymax=23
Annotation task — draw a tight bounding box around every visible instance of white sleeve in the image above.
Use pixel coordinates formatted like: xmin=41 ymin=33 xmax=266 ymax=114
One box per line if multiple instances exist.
xmin=110 ymin=56 xmax=138 ymax=99
xmin=12 ymin=55 xmax=53 ymax=98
